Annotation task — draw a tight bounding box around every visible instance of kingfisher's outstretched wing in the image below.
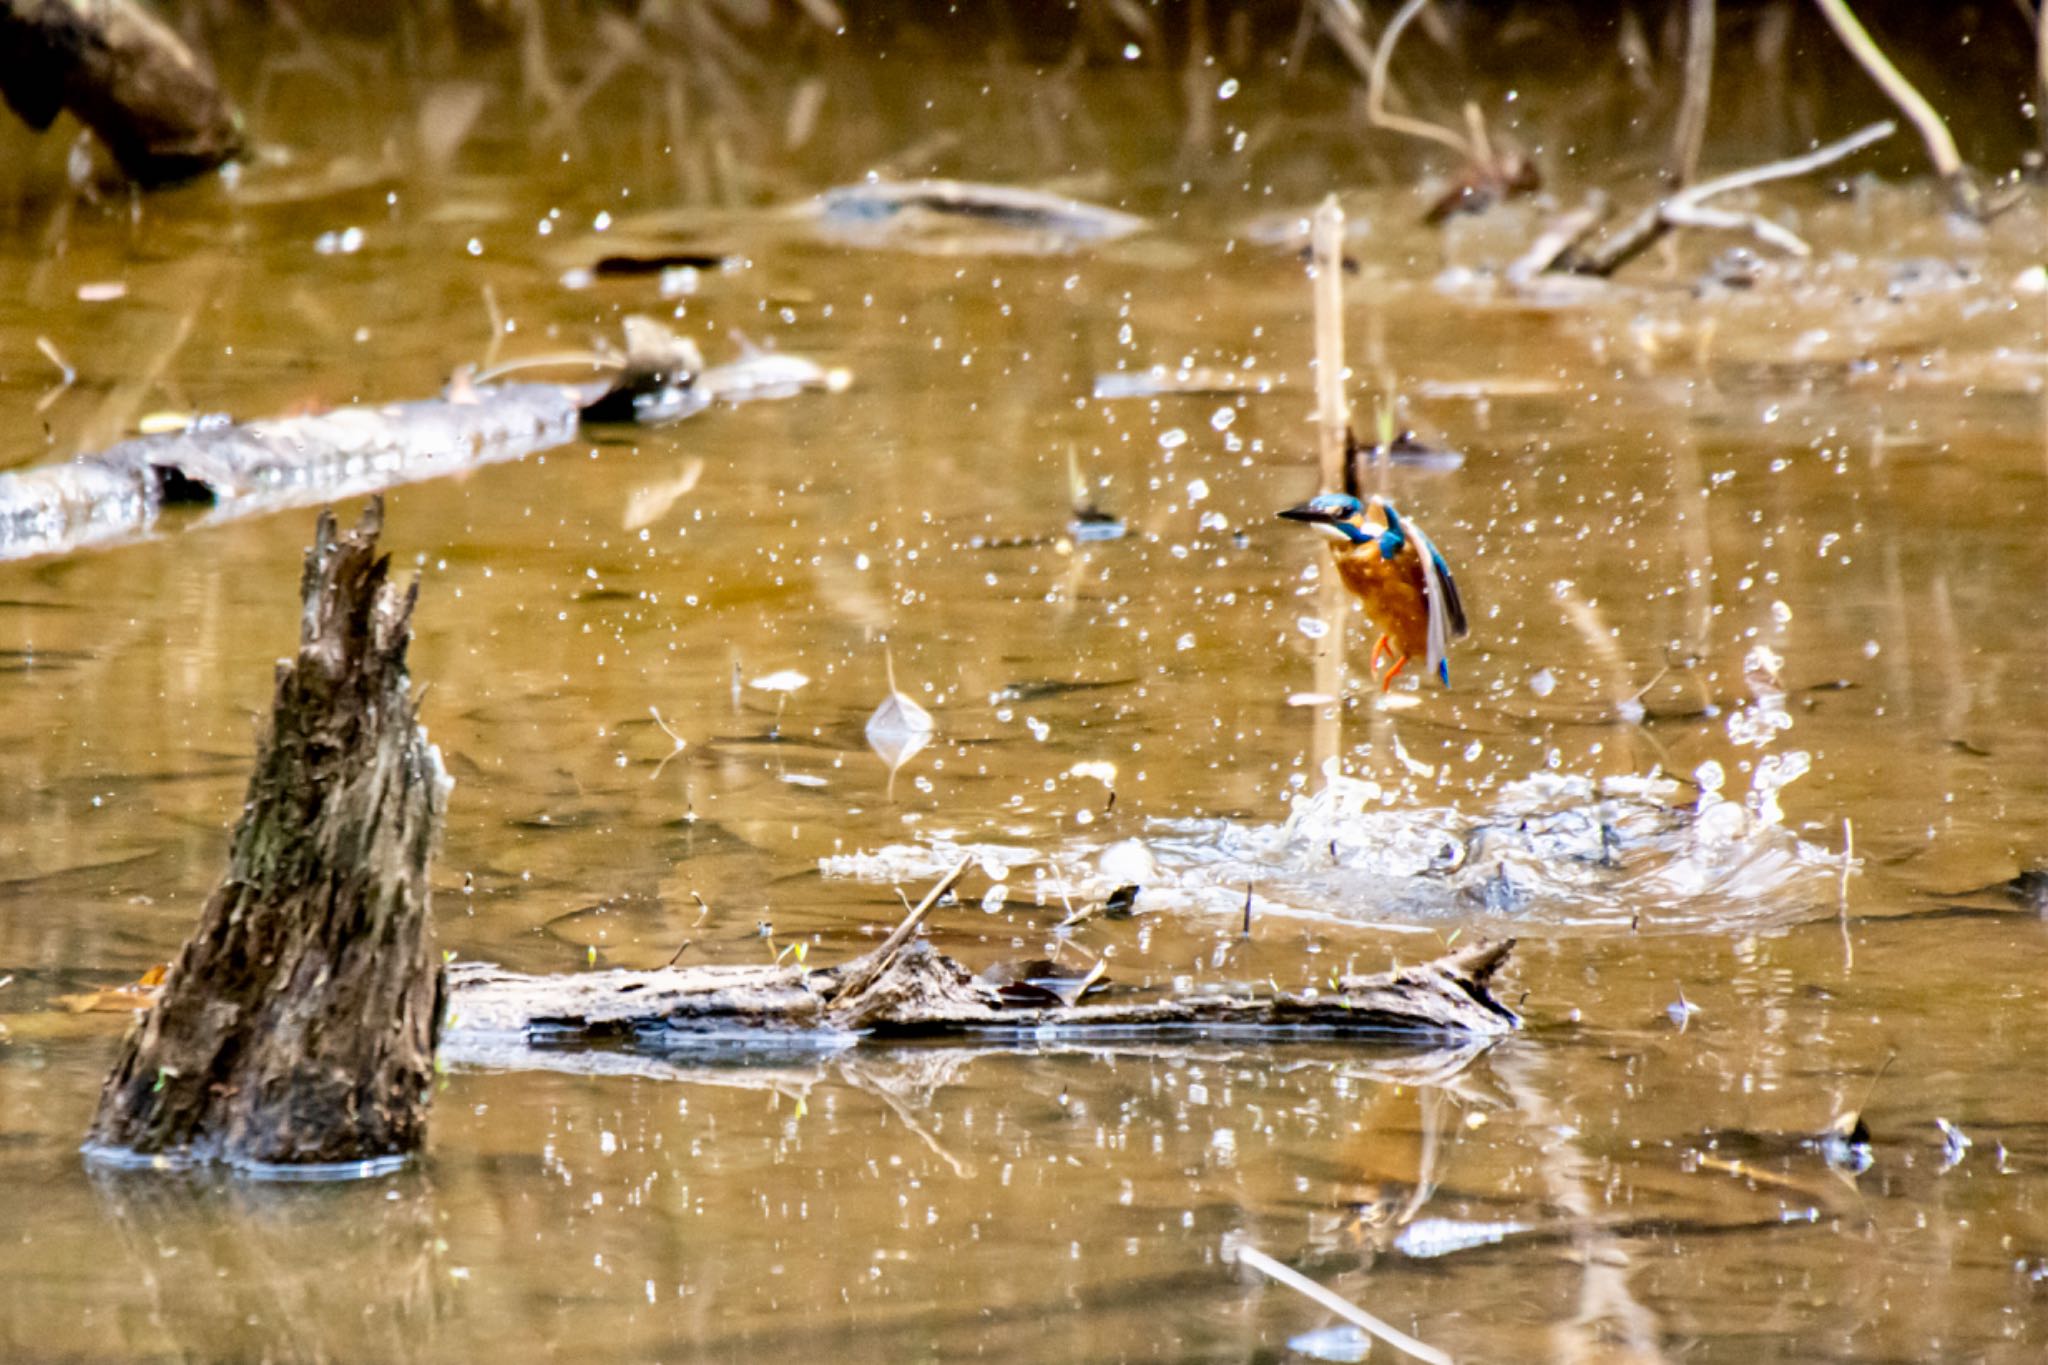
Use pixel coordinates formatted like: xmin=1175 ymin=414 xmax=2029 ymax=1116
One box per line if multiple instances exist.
xmin=1404 ymin=519 xmax=1468 ymax=686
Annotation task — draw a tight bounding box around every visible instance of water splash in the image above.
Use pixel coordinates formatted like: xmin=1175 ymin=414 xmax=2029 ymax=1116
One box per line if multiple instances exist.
xmin=822 ymin=762 xmax=1841 ymax=935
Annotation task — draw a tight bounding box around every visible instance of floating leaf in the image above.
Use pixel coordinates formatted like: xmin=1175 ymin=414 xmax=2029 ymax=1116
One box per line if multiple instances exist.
xmin=866 ymin=647 xmax=934 ymax=782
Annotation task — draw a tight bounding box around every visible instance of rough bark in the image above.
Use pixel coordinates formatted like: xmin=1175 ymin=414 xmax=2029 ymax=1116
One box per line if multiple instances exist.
xmin=84 ymin=501 xmax=448 ymax=1171
xmin=444 ymin=936 xmax=1520 ymax=1050
xmin=0 ymin=0 xmax=243 ymax=185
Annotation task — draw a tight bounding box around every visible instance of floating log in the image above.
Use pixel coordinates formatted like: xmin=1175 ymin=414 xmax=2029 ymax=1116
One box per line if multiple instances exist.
xmin=84 ymin=502 xmax=447 ymax=1172
xmin=0 ymin=0 xmax=244 ymax=185
xmin=444 ymin=933 xmax=1520 ymax=1052
xmin=0 ymin=382 xmax=582 ymax=563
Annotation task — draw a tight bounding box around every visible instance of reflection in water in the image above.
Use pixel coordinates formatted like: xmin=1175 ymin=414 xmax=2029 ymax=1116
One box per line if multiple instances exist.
xmin=88 ymin=1167 xmax=445 ymax=1362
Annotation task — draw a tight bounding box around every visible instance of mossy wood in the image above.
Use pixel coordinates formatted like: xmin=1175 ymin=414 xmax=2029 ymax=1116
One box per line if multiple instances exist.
xmin=85 ymin=502 xmax=447 ymax=1169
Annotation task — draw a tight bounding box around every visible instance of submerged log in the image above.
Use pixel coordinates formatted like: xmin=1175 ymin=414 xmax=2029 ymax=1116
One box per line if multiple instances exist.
xmin=445 ymin=934 xmax=1520 ymax=1051
xmin=84 ymin=502 xmax=448 ymax=1171
xmin=0 ymin=0 xmax=243 ymax=185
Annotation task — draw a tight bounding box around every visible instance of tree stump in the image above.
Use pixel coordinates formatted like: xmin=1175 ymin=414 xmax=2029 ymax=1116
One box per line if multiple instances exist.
xmin=84 ymin=501 xmax=449 ymax=1171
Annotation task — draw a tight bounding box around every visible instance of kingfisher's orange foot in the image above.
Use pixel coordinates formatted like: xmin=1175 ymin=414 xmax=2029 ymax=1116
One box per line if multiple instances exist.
xmin=1369 ymin=633 xmax=1390 ymax=675
xmin=1379 ymin=655 xmax=1410 ymax=693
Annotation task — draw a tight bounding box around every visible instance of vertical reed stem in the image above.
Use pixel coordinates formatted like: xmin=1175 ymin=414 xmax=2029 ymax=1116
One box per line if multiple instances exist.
xmin=1309 ymin=195 xmax=1349 ymax=783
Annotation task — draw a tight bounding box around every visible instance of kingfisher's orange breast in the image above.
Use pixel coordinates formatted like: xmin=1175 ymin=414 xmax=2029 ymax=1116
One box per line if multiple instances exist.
xmin=1332 ymin=543 xmax=1430 ymax=660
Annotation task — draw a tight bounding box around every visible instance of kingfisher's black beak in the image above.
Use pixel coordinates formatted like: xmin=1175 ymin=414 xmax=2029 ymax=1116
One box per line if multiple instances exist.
xmin=1278 ymin=502 xmax=1335 ymax=525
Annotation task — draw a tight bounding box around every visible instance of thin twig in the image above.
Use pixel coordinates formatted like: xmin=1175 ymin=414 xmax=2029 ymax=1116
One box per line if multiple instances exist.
xmin=1232 ymin=1244 xmax=1454 ymax=1365
xmin=1669 ymin=0 xmax=1717 ymax=185
xmin=34 ymin=336 xmax=76 ymax=415
xmin=1811 ymin=0 xmax=1979 ymax=213
xmin=649 ymin=705 xmax=688 ymax=779
xmin=832 ymin=854 xmax=971 ymax=1002
xmin=1838 ymin=817 xmax=1855 ymax=973
xmin=481 ymin=283 xmax=506 ymax=372
xmin=1505 ymin=193 xmax=1609 ymax=287
xmin=1363 ymin=0 xmax=1474 ymax=160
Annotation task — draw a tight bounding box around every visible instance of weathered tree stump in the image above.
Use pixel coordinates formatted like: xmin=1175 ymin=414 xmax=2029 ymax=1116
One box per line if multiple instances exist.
xmin=84 ymin=501 xmax=448 ymax=1171
xmin=0 ymin=0 xmax=244 ymax=185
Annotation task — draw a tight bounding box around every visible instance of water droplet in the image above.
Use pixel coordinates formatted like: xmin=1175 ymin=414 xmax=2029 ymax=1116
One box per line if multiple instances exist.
xmin=1296 ymin=616 xmax=1329 ymax=640
xmin=1159 ymin=428 xmax=1187 ymax=450
xmin=1216 ymin=77 xmax=1240 ymax=100
xmin=1210 ymin=405 xmax=1236 ymax=431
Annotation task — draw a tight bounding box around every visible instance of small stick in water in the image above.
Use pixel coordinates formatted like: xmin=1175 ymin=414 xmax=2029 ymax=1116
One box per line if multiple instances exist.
xmin=1231 ymin=1243 xmax=1454 ymax=1365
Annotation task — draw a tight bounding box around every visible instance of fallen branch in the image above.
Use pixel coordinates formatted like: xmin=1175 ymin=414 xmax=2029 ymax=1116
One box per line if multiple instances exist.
xmin=444 ymin=907 xmax=1520 ymax=1048
xmin=0 ymin=0 xmax=243 ymax=185
xmin=1562 ymin=120 xmax=1894 ymax=277
xmin=0 ymin=323 xmax=850 ymax=564
xmin=0 ymin=382 xmax=582 ymax=564
xmin=84 ymin=502 xmax=446 ymax=1173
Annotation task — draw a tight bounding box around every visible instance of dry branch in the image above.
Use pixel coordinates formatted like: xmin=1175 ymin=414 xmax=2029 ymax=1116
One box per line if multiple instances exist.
xmin=84 ymin=502 xmax=447 ymax=1172
xmin=1562 ymin=120 xmax=1894 ymax=277
xmin=0 ymin=383 xmax=583 ymax=564
xmin=445 ymin=928 xmax=1520 ymax=1050
xmin=0 ymin=0 xmax=243 ymax=185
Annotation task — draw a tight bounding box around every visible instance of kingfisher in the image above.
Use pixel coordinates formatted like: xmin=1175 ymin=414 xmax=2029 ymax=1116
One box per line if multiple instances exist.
xmin=1278 ymin=492 xmax=1469 ymax=690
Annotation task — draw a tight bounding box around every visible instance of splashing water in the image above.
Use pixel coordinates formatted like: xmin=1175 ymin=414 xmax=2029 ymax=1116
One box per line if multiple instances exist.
xmin=821 ymin=761 xmax=1842 ymax=935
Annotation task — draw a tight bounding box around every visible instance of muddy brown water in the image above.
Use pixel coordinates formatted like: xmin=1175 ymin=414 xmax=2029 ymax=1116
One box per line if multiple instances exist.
xmin=2 ymin=43 xmax=2047 ymax=1363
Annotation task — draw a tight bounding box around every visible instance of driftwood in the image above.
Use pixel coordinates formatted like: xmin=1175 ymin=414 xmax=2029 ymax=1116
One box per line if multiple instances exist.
xmin=0 ymin=382 xmax=581 ymax=563
xmin=1559 ymin=120 xmax=1895 ymax=277
xmin=84 ymin=502 xmax=447 ymax=1172
xmin=2 ymin=323 xmax=850 ymax=565
xmin=445 ymin=931 xmax=1520 ymax=1050
xmin=0 ymin=0 xmax=243 ymax=185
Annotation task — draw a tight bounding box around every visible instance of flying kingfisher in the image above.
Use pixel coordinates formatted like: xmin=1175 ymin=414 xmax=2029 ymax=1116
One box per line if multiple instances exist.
xmin=1278 ymin=492 xmax=1469 ymax=690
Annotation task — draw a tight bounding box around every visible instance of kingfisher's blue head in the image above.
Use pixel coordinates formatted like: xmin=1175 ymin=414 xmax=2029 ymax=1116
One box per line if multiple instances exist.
xmin=1278 ymin=493 xmax=1374 ymax=545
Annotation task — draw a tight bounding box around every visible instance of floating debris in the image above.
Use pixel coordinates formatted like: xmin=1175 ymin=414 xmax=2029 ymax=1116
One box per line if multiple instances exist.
xmin=747 ymin=669 xmax=810 ymax=695
xmin=580 ymin=315 xmax=707 ymax=425
xmin=592 ymin=250 xmax=732 ymax=276
xmin=1348 ymin=426 xmax=1467 ymax=472
xmin=809 ymin=178 xmax=1145 ymax=254
xmin=1391 ymin=1216 xmax=1534 ymax=1260
xmin=1936 ymin=1118 xmax=1972 ymax=1171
